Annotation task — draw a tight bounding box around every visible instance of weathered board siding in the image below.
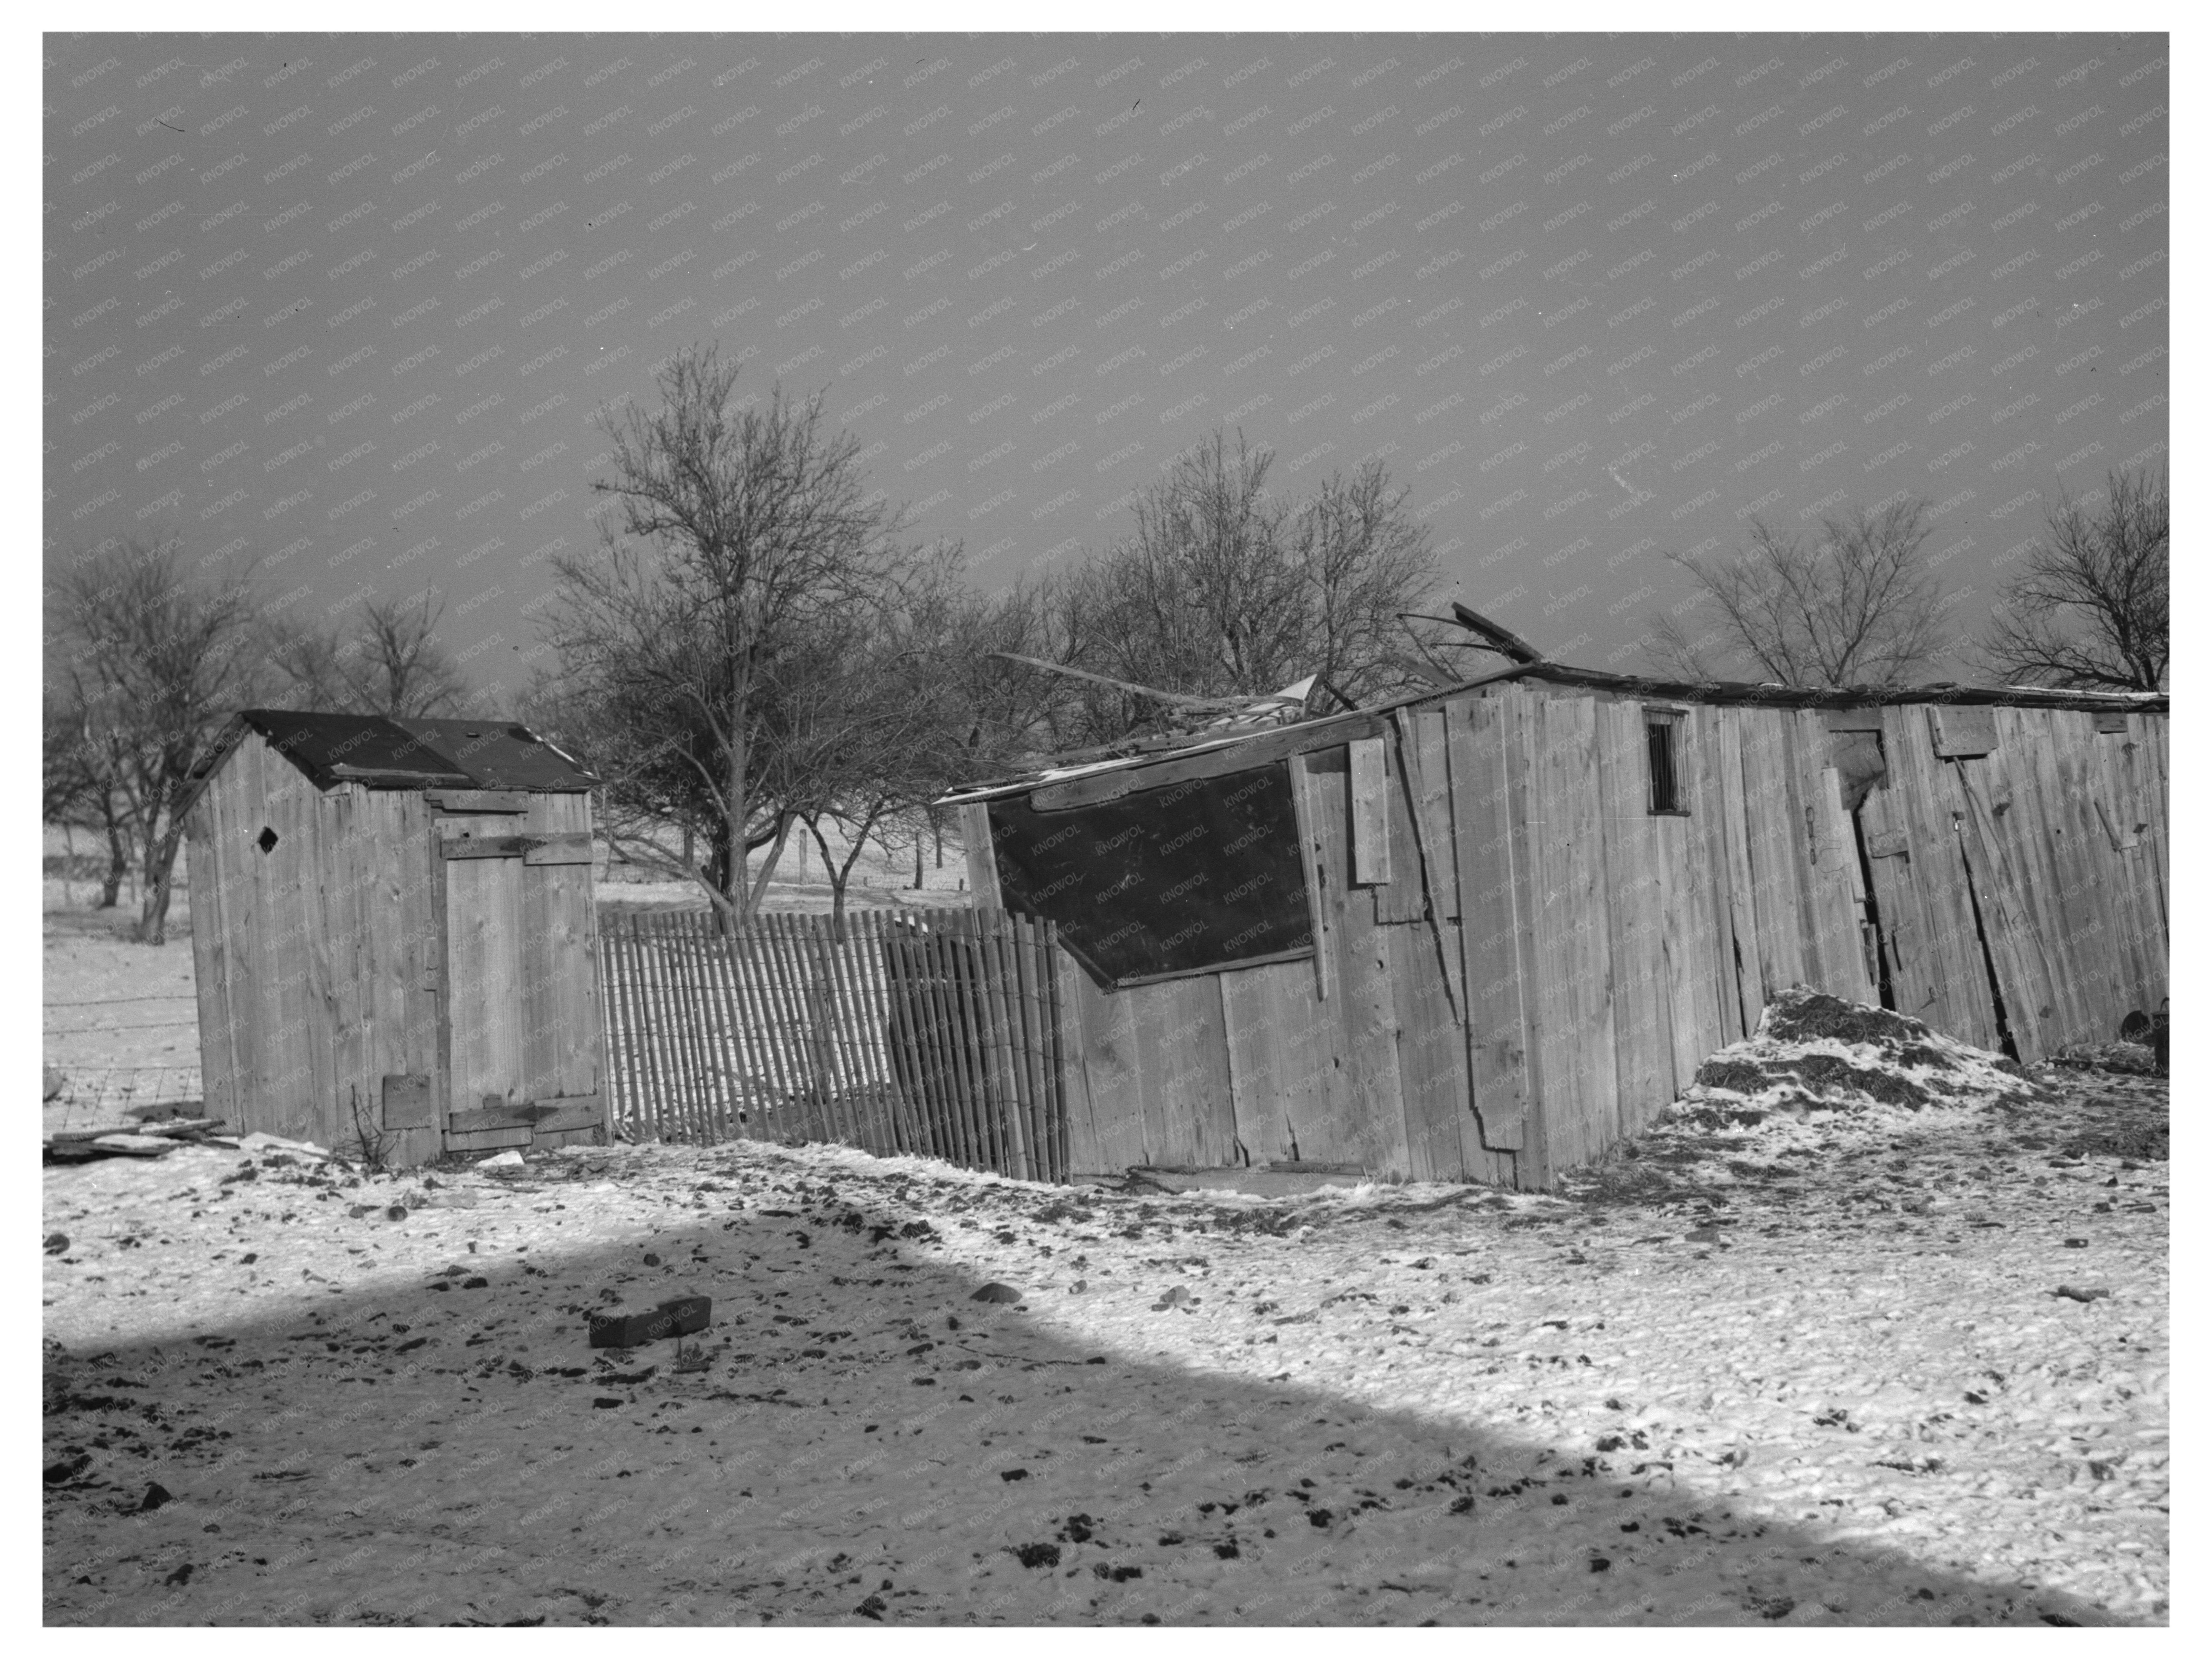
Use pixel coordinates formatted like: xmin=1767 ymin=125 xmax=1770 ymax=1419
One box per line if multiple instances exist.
xmin=185 ymin=731 xmax=603 ymax=1166
xmin=970 ymin=683 xmax=2165 ymax=1189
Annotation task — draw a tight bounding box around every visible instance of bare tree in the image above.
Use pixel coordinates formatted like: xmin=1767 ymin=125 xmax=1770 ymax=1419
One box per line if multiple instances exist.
xmin=538 ymin=345 xmax=914 ymax=928
xmin=267 ymin=589 xmax=470 ymax=717
xmin=48 ymin=540 xmax=266 ymax=942
xmin=43 ymin=691 xmax=135 ymax=907
xmin=1046 ymin=430 xmax=1448 ymax=747
xmin=1641 ymin=498 xmax=1948 ymax=689
xmin=1979 ymin=468 xmax=2168 ymax=692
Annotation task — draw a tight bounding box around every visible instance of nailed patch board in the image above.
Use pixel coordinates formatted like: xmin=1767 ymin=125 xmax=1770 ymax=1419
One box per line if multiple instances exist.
xmin=425 ymin=789 xmax=529 ymax=813
xmin=1929 ymin=704 xmax=1999 ymax=758
xmin=380 ymin=1072 xmax=434 ymax=1130
xmin=1349 ymin=736 xmax=1391 ymax=886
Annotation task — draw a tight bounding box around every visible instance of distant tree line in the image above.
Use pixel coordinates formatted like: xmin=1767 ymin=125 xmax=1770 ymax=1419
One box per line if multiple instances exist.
xmin=1640 ymin=467 xmax=2166 ymax=695
xmin=519 ymin=347 xmax=1459 ymax=929
xmin=46 ymin=333 xmax=2165 ymax=944
xmin=43 ymin=547 xmax=472 ymax=944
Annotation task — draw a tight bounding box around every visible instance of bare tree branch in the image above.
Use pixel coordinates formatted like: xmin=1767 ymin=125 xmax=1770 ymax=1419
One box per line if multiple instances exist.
xmin=47 ymin=539 xmax=267 ymax=942
xmin=1978 ymin=468 xmax=2167 ymax=692
xmin=1038 ymin=430 xmax=1449 ymax=749
xmin=530 ymin=345 xmax=919 ymax=929
xmin=1639 ymin=499 xmax=1948 ymax=689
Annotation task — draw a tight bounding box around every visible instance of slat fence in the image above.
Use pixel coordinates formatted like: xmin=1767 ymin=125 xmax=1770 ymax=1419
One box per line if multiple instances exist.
xmin=597 ymin=907 xmax=1068 ymax=1182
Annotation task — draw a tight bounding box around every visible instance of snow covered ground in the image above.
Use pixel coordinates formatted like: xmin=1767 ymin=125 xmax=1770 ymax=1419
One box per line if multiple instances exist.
xmin=43 ymin=1016 xmax=2167 ymax=1627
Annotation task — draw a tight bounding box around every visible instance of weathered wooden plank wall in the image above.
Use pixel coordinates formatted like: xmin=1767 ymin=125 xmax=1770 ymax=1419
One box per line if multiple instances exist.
xmin=1303 ymin=749 xmax=1414 ymax=1176
xmin=1594 ymin=698 xmax=1674 ymax=1141
xmin=1445 ymin=692 xmax=1538 ymax=1182
xmin=962 ymin=684 xmax=2164 ymax=1189
xmin=1939 ymin=706 xmax=2169 ymax=1059
xmin=184 ymin=740 xmax=607 ymax=1166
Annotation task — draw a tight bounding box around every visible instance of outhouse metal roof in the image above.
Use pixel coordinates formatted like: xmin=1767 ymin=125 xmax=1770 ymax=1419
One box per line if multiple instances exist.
xmin=179 ymin=708 xmax=598 ymax=817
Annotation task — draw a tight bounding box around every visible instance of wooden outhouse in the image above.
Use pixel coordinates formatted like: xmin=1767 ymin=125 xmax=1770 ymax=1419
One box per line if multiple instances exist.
xmin=947 ymin=663 xmax=2168 ymax=1189
xmin=177 ymin=710 xmax=607 ymax=1166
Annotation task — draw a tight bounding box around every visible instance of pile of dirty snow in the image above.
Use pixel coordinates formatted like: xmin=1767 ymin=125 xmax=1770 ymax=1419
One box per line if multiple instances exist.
xmin=1674 ymin=989 xmax=2046 ymax=1123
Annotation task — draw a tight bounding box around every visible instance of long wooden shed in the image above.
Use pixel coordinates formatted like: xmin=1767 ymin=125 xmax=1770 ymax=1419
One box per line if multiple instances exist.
xmin=947 ymin=664 xmax=2168 ymax=1190
xmin=177 ymin=710 xmax=607 ymax=1167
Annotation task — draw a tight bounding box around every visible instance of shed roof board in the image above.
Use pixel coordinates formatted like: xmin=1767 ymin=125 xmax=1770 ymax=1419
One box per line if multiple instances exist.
xmin=937 ymin=659 xmax=2166 ymax=807
xmin=178 ymin=709 xmax=598 ymax=823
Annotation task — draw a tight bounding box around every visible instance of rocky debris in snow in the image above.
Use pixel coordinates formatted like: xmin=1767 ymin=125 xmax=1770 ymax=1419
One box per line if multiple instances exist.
xmin=44 ymin=1233 xmax=69 ymax=1255
xmin=970 ymin=1282 xmax=1023 ymax=1304
xmin=588 ymin=1296 xmax=712 ymax=1349
xmin=45 ymin=1454 xmax=91 ymax=1487
xmin=2051 ymin=1039 xmax=2162 ymax=1077
xmin=40 ymin=1053 xmax=2164 ymax=1628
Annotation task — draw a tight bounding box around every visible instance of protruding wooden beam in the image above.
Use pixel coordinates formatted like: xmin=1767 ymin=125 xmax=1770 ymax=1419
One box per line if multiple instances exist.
xmin=1448 ymin=603 xmax=1545 ymax=664
xmin=987 ymin=653 xmax=1247 ymax=710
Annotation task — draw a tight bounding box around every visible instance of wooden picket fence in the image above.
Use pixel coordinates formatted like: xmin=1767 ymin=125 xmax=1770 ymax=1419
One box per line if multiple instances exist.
xmin=596 ymin=906 xmax=1070 ymax=1183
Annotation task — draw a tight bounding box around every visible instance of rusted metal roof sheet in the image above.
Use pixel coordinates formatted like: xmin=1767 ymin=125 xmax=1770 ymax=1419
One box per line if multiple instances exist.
xmin=388 ymin=717 xmax=599 ymax=791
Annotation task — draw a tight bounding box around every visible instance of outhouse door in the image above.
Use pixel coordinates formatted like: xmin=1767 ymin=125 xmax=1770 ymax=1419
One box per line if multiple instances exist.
xmin=433 ymin=810 xmax=605 ymax=1154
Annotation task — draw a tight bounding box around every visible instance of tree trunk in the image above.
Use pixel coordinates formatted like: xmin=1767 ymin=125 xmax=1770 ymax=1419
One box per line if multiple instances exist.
xmin=932 ymin=807 xmax=943 ymax=869
xmin=725 ymin=654 xmax=753 ymax=933
xmin=99 ymin=810 xmax=130 ymax=909
xmin=913 ymin=830 xmax=923 ymax=890
xmin=136 ymin=812 xmax=184 ymax=945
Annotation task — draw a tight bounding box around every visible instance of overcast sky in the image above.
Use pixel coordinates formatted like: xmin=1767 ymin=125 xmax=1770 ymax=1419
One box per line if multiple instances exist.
xmin=44 ymin=30 xmax=2168 ymax=706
